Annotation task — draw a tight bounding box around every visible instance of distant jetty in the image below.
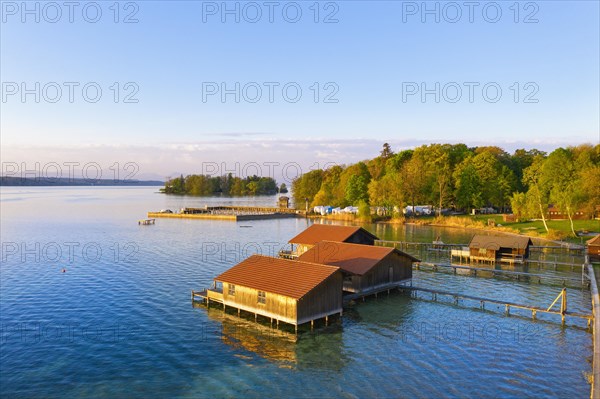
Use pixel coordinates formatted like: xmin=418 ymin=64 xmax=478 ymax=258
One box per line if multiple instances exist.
xmin=148 ymin=206 xmax=300 ymax=221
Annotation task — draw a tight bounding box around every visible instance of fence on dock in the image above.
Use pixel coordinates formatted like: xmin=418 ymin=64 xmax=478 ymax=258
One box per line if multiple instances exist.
xmin=414 ymin=262 xmax=590 ymax=288
xmin=182 ymin=206 xmax=297 ymax=215
xmin=400 ymin=286 xmax=592 ymax=327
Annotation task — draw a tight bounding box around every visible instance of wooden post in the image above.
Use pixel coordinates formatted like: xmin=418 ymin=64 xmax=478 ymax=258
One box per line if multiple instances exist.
xmin=311 ymin=320 xmax=314 ymax=331
xmin=505 ymin=304 xmax=510 ymax=315
xmin=325 ymin=316 xmax=329 ymax=326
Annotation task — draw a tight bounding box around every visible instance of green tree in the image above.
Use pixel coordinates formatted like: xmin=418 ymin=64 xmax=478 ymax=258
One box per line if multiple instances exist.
xmin=425 ymin=144 xmax=452 ymax=215
xmin=543 ymin=148 xmax=582 ymax=236
xmin=401 ymin=155 xmax=428 ymax=213
xmin=454 ymin=163 xmax=483 ymax=211
xmin=246 ymin=181 xmax=259 ymax=195
xmin=346 ymin=174 xmax=370 ymax=205
xmin=292 ymin=169 xmax=324 ymax=208
xmin=523 ymin=155 xmax=550 ymax=232
xmin=368 ymin=171 xmax=404 ymax=211
xmin=380 ymin=143 xmax=394 ymax=159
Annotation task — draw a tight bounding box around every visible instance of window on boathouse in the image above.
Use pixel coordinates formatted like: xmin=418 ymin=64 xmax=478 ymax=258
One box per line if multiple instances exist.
xmin=257 ymin=291 xmax=266 ymax=304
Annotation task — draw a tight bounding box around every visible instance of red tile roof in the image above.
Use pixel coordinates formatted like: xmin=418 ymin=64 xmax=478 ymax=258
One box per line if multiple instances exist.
xmin=588 ymin=235 xmax=600 ymax=245
xmin=288 ymin=224 xmax=378 ymax=245
xmin=297 ymin=241 xmax=420 ymax=275
xmin=214 ymin=255 xmax=340 ymax=299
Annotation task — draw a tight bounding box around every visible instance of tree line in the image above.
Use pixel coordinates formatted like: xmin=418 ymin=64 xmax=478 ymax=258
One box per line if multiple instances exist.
xmin=292 ymin=143 xmax=600 ymax=234
xmin=162 ymin=174 xmax=286 ymax=196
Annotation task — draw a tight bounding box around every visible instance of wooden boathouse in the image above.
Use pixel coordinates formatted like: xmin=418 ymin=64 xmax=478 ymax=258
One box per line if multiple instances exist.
xmin=284 ymin=224 xmax=379 ymax=258
xmin=297 ymin=241 xmax=419 ymax=296
xmin=464 ymin=234 xmax=533 ymax=263
xmin=588 ymin=235 xmax=600 ymax=262
xmin=200 ymin=255 xmax=343 ymax=331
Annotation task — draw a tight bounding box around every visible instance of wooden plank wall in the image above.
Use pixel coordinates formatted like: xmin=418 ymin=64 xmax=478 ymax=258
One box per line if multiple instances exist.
xmin=222 ymin=282 xmax=297 ymax=321
xmin=297 ymin=272 xmax=343 ymax=323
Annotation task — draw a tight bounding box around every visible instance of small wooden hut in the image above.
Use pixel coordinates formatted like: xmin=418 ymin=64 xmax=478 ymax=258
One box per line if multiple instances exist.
xmin=207 ymin=255 xmax=343 ymax=329
xmin=468 ymin=234 xmax=532 ymax=263
xmin=286 ymin=224 xmax=379 ymax=257
xmin=278 ymin=196 xmax=290 ymax=209
xmin=588 ymin=235 xmax=600 ymax=262
xmin=298 ymin=241 xmax=419 ymax=295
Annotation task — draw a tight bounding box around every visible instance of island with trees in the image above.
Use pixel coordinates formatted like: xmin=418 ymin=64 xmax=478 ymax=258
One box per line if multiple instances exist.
xmin=161 ymin=174 xmax=285 ymax=196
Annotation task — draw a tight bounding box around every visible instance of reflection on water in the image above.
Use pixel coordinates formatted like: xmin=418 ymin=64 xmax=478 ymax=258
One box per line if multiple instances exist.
xmin=204 ymin=307 xmax=347 ymax=371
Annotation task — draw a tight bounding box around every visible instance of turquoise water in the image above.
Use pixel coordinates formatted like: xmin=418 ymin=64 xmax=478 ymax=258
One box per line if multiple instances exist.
xmin=0 ymin=187 xmax=592 ymax=398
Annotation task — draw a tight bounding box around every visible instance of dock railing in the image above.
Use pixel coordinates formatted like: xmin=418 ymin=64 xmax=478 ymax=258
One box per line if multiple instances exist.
xmin=587 ymin=259 xmax=600 ymax=399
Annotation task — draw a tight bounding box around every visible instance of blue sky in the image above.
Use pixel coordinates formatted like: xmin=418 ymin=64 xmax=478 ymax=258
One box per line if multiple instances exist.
xmin=1 ymin=1 xmax=599 ymax=180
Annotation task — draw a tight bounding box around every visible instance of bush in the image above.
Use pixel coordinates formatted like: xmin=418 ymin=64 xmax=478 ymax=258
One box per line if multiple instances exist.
xmin=358 ymin=200 xmax=372 ymax=222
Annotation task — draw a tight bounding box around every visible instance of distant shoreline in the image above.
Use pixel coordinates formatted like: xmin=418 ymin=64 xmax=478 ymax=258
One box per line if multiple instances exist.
xmin=0 ymin=177 xmax=164 ymax=186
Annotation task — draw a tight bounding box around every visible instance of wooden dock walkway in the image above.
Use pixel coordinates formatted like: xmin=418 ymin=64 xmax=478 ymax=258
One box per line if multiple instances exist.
xmin=587 ymin=262 xmax=600 ymax=399
xmin=401 ymin=286 xmax=592 ymax=327
xmin=415 ymin=262 xmax=589 ymax=288
xmin=149 ymin=206 xmax=299 ymax=221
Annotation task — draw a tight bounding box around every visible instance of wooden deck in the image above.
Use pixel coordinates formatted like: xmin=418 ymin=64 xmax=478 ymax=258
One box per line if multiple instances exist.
xmin=342 ymin=279 xmax=412 ymax=302
xmin=150 ymin=206 xmax=299 ymax=221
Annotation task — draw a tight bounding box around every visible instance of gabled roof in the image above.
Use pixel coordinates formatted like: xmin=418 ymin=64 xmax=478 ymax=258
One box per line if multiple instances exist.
xmin=588 ymin=235 xmax=600 ymax=245
xmin=288 ymin=224 xmax=379 ymax=245
xmin=214 ymin=255 xmax=340 ymax=299
xmin=297 ymin=241 xmax=420 ymax=275
xmin=469 ymin=234 xmax=533 ymax=250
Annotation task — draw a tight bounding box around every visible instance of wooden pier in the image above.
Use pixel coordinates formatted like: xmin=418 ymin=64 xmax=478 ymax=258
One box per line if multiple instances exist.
xmin=401 ymin=286 xmax=592 ymax=327
xmin=588 ymin=263 xmax=600 ymax=399
xmin=415 ymin=262 xmax=589 ymax=288
xmin=149 ymin=206 xmax=298 ymax=221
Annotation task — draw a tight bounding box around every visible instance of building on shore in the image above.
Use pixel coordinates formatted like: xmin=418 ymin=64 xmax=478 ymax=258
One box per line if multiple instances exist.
xmin=588 ymin=235 xmax=600 ymax=262
xmin=466 ymin=234 xmax=532 ymax=263
xmin=297 ymin=241 xmax=419 ymax=296
xmin=204 ymin=255 xmax=343 ymax=331
xmin=282 ymin=224 xmax=379 ymax=258
xmin=546 ymin=206 xmax=589 ymax=220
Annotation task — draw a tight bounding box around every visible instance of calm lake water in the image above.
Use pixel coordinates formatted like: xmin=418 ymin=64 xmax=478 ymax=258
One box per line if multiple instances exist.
xmin=0 ymin=187 xmax=592 ymax=398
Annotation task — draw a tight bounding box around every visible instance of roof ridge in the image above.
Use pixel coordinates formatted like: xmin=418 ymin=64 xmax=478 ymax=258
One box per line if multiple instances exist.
xmin=247 ymin=254 xmax=341 ymax=271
